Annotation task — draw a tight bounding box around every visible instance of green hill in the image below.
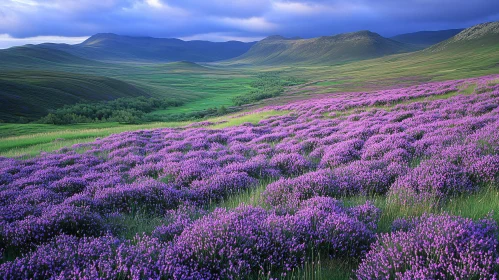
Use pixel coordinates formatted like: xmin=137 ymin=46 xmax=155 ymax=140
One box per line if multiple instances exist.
xmin=279 ymin=21 xmax=499 ymax=99
xmin=0 ymin=71 xmax=149 ymax=122
xmin=0 ymin=45 xmax=101 ymax=69
xmin=426 ymin=22 xmax=499 ymax=52
xmin=41 ymin=33 xmax=256 ymax=62
xmin=0 ymin=46 xmax=151 ymax=122
xmin=390 ymin=29 xmax=464 ymax=48
xmin=228 ymin=31 xmax=418 ymax=65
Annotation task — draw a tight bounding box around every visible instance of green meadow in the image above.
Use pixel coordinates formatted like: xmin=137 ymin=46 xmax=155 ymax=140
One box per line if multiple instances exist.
xmin=0 ymin=110 xmax=288 ymax=157
xmin=1 ymin=28 xmax=498 ymax=159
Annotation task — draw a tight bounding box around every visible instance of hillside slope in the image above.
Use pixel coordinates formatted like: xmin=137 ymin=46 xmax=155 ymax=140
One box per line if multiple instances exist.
xmin=426 ymin=22 xmax=499 ymax=52
xmin=228 ymin=31 xmax=417 ymax=65
xmin=0 ymin=46 xmax=152 ymax=122
xmin=390 ymin=29 xmax=464 ymax=47
xmin=0 ymin=71 xmax=149 ymax=122
xmin=41 ymin=33 xmax=256 ymax=62
xmin=275 ymin=21 xmax=499 ymax=104
xmin=0 ymin=45 xmax=102 ymax=69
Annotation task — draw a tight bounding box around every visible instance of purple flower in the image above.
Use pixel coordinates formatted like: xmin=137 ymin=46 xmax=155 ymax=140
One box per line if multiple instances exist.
xmin=356 ymin=213 xmax=499 ymax=279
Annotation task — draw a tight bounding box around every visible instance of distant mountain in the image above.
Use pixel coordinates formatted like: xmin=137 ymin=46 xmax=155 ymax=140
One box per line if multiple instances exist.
xmin=390 ymin=29 xmax=464 ymax=47
xmin=228 ymin=31 xmax=418 ymax=65
xmin=41 ymin=33 xmax=256 ymax=62
xmin=426 ymin=21 xmax=499 ymax=52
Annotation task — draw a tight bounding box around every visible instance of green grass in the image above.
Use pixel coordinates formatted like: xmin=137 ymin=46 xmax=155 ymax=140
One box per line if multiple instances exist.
xmin=346 ymin=184 xmax=499 ymax=233
xmin=283 ymin=258 xmax=355 ymax=280
xmin=109 ymin=214 xmax=166 ymax=240
xmin=0 ymin=110 xmax=289 ymax=157
xmin=1 ymin=27 xmax=497 ymax=124
xmin=312 ymin=80 xmax=344 ymax=87
xmin=211 ymin=180 xmax=274 ymax=211
xmin=209 ymin=110 xmax=290 ymax=129
xmin=0 ymin=122 xmax=185 ymax=157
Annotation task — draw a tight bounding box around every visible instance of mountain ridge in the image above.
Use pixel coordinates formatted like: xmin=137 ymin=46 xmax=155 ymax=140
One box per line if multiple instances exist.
xmin=426 ymin=21 xmax=499 ymax=52
xmin=40 ymin=33 xmax=256 ymax=62
xmin=390 ymin=29 xmax=464 ymax=47
xmin=227 ymin=30 xmax=418 ymax=65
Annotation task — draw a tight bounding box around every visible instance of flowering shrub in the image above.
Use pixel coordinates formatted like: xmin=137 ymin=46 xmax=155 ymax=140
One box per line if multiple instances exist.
xmin=1 ymin=205 xmax=106 ymax=251
xmin=356 ymin=214 xmax=499 ymax=279
xmin=152 ymin=205 xmax=207 ymax=242
xmin=94 ymin=179 xmax=180 ymax=215
xmin=389 ymin=159 xmax=475 ymax=204
xmin=270 ymin=152 xmax=312 ymax=176
xmin=0 ymin=234 xmax=168 ymax=279
xmin=321 ymin=139 xmax=363 ymax=167
xmin=0 ymin=75 xmax=498 ymax=277
xmin=166 ymin=198 xmax=379 ymax=279
xmin=189 ymin=171 xmax=257 ymax=203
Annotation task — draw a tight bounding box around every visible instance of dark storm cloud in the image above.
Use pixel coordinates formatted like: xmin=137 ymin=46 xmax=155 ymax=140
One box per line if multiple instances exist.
xmin=1 ymin=0 xmax=499 ymax=45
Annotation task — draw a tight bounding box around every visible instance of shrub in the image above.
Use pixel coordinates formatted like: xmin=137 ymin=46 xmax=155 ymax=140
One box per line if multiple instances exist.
xmin=356 ymin=213 xmax=499 ymax=279
xmin=1 ymin=205 xmax=106 ymax=251
xmin=389 ymin=159 xmax=475 ymax=204
xmin=94 ymin=179 xmax=180 ymax=215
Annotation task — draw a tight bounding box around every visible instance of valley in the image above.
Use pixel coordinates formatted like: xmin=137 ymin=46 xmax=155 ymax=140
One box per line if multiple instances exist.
xmin=1 ymin=16 xmax=499 ymax=279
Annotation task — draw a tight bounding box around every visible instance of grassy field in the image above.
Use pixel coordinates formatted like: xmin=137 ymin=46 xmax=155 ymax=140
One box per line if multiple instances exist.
xmin=256 ymin=36 xmax=499 ymax=107
xmin=2 ymin=32 xmax=497 ymax=123
xmin=0 ymin=110 xmax=288 ymax=157
xmin=2 ymin=42 xmax=497 ymax=155
xmin=1 ymin=47 xmax=498 ymax=278
xmin=1 ymin=28 xmax=498 ymax=159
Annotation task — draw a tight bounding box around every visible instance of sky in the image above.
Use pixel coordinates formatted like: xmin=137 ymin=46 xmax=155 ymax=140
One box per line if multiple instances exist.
xmin=0 ymin=0 xmax=499 ymax=48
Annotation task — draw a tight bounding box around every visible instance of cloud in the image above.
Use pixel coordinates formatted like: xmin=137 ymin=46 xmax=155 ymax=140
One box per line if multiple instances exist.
xmin=0 ymin=34 xmax=88 ymax=49
xmin=180 ymin=32 xmax=263 ymax=42
xmin=216 ymin=17 xmax=277 ymax=33
xmin=166 ymin=0 xmax=271 ymax=17
xmin=0 ymin=0 xmax=498 ymax=46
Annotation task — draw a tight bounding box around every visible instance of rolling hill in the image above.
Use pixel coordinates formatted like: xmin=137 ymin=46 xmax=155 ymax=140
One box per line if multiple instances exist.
xmin=276 ymin=21 xmax=499 ymax=103
xmin=426 ymin=21 xmax=499 ymax=52
xmin=0 ymin=45 xmax=102 ymax=70
xmin=0 ymin=46 xmax=151 ymax=122
xmin=227 ymin=31 xmax=418 ymax=65
xmin=390 ymin=29 xmax=464 ymax=47
xmin=0 ymin=71 xmax=149 ymax=122
xmin=2 ymin=21 xmax=498 ymax=123
xmin=41 ymin=33 xmax=256 ymax=62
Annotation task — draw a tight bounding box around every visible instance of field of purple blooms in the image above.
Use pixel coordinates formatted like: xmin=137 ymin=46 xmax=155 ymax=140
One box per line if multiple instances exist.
xmin=1 ymin=75 xmax=499 ymax=279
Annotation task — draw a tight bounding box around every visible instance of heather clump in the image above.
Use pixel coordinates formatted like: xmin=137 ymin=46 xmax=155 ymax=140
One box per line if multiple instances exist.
xmin=0 ymin=75 xmax=499 ymax=278
xmin=1 ymin=205 xmax=106 ymax=251
xmin=389 ymin=159 xmax=475 ymax=204
xmin=94 ymin=179 xmax=180 ymax=215
xmin=165 ymin=198 xmax=379 ymax=279
xmin=0 ymin=234 xmax=168 ymax=279
xmin=356 ymin=213 xmax=499 ymax=279
xmin=270 ymin=152 xmax=312 ymax=176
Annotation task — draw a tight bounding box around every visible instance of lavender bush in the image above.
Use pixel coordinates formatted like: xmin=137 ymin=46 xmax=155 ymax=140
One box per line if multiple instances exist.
xmin=0 ymin=75 xmax=499 ymax=278
xmin=356 ymin=213 xmax=499 ymax=279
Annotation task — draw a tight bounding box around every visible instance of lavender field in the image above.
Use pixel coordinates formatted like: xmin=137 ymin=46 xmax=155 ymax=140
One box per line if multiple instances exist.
xmin=1 ymin=75 xmax=499 ymax=279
